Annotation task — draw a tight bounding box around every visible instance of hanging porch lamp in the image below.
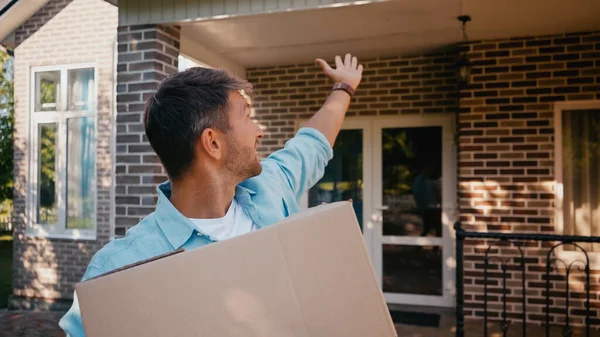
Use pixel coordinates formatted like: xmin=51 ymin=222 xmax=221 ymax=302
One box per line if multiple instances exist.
xmin=457 ymin=15 xmax=472 ymax=84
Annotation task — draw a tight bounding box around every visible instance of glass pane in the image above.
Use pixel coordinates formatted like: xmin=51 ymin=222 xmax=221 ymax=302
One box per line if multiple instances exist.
xmin=68 ymin=68 xmax=94 ymax=111
xmin=38 ymin=123 xmax=58 ymax=224
xmin=381 ymin=127 xmax=442 ymax=237
xmin=308 ymin=129 xmax=363 ymax=229
xmin=66 ymin=117 xmax=95 ymax=229
xmin=382 ymin=244 xmax=442 ymax=295
xmin=562 ymin=109 xmax=600 ymax=251
xmin=35 ymin=71 xmax=60 ymax=111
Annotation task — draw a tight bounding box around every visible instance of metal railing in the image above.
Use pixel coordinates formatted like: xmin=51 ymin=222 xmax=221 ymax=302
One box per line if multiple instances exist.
xmin=455 ymin=222 xmax=600 ymax=337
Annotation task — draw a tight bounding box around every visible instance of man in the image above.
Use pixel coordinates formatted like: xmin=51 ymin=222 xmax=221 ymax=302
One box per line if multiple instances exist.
xmin=59 ymin=53 xmax=363 ymax=336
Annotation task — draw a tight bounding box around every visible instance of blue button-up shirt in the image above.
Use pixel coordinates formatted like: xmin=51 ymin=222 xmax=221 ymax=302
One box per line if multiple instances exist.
xmin=59 ymin=127 xmax=333 ymax=336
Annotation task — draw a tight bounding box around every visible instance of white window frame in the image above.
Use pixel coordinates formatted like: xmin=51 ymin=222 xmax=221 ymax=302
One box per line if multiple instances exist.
xmin=27 ymin=63 xmax=98 ymax=240
xmin=555 ymin=100 xmax=600 ymax=269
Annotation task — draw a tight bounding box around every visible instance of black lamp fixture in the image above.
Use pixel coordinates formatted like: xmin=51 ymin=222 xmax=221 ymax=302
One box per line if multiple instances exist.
xmin=456 ymin=15 xmax=472 ymax=84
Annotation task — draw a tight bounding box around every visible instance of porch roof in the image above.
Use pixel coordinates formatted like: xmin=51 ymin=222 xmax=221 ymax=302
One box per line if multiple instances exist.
xmin=178 ymin=0 xmax=600 ymax=68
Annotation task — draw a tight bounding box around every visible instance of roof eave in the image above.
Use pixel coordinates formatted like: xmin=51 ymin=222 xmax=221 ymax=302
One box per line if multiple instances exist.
xmin=0 ymin=0 xmax=51 ymax=47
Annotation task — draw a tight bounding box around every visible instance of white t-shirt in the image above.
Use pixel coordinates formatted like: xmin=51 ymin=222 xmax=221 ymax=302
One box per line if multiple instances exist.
xmin=188 ymin=198 xmax=258 ymax=241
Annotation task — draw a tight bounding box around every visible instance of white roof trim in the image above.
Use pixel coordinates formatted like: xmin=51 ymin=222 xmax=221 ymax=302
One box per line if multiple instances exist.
xmin=0 ymin=0 xmax=51 ymax=46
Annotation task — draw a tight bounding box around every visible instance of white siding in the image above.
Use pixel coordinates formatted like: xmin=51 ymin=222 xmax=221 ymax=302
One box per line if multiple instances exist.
xmin=118 ymin=0 xmax=350 ymax=25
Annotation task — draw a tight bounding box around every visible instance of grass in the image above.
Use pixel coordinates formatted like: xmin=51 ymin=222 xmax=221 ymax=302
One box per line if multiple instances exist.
xmin=0 ymin=231 xmax=12 ymax=308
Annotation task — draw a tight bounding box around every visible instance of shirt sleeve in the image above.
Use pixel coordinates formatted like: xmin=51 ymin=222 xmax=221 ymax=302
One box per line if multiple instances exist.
xmin=261 ymin=127 xmax=334 ymax=200
xmin=58 ymin=265 xmax=105 ymax=337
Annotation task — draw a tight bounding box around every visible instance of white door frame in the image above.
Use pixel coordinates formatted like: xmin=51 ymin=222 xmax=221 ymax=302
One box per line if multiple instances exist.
xmin=298 ymin=114 xmax=457 ymax=307
xmin=298 ymin=119 xmax=375 ymax=259
xmin=372 ymin=115 xmax=456 ymax=307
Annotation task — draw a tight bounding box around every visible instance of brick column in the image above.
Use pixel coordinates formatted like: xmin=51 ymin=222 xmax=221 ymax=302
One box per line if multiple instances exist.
xmin=115 ymin=25 xmax=180 ymax=236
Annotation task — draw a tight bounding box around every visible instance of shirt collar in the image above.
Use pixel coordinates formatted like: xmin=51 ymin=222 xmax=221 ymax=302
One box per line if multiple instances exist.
xmin=154 ymin=181 xmax=257 ymax=249
xmin=154 ymin=181 xmax=197 ymax=250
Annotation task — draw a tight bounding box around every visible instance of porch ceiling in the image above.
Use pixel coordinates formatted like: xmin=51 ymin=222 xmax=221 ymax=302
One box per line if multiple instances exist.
xmin=180 ymin=0 xmax=600 ymax=68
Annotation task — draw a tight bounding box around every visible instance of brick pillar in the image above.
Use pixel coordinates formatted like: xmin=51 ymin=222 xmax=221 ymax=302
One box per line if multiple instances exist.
xmin=115 ymin=25 xmax=180 ymax=236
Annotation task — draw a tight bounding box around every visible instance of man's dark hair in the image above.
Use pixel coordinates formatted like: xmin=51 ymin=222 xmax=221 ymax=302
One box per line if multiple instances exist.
xmin=143 ymin=67 xmax=252 ymax=180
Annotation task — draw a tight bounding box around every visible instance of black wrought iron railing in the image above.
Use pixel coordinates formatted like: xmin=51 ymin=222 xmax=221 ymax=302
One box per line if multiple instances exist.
xmin=455 ymin=222 xmax=600 ymax=337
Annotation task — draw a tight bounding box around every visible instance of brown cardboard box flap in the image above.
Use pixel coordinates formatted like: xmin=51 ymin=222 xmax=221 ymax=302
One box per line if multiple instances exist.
xmin=76 ymin=201 xmax=397 ymax=337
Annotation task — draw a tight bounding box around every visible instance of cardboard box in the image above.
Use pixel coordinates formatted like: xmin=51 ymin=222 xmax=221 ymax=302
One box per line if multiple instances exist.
xmin=76 ymin=201 xmax=397 ymax=337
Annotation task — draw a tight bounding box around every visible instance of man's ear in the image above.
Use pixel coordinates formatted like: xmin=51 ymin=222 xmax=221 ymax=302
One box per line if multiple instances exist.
xmin=197 ymin=128 xmax=224 ymax=161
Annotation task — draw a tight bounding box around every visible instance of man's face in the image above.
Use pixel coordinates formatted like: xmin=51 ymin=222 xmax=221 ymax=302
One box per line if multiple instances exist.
xmin=223 ymin=91 xmax=264 ymax=181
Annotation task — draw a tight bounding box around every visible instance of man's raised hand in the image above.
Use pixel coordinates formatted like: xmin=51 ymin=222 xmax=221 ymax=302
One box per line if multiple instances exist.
xmin=316 ymin=53 xmax=363 ymax=90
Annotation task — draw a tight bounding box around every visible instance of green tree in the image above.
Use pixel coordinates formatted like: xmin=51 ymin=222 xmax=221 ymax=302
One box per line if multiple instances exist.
xmin=0 ymin=49 xmax=13 ymax=202
xmin=39 ymin=124 xmax=56 ymax=210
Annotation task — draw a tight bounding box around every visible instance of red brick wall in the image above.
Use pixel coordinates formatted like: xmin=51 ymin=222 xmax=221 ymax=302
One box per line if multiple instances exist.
xmin=459 ymin=32 xmax=600 ymax=325
xmin=246 ymin=52 xmax=458 ymax=157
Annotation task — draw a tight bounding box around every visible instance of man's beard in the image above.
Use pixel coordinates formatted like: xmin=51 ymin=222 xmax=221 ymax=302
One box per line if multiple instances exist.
xmin=224 ymin=137 xmax=262 ymax=181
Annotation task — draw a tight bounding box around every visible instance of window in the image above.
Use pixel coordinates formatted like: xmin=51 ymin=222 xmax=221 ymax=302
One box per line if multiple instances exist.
xmin=29 ymin=64 xmax=97 ymax=239
xmin=556 ymin=103 xmax=600 ymax=253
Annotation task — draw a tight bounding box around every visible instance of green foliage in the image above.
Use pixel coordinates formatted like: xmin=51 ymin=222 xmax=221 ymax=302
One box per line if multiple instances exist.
xmin=382 ymin=130 xmax=415 ymax=196
xmin=67 ymin=217 xmax=94 ymax=229
xmin=0 ymin=50 xmax=13 ymax=202
xmin=40 ymin=78 xmax=57 ymax=110
xmin=39 ymin=124 xmax=56 ymax=209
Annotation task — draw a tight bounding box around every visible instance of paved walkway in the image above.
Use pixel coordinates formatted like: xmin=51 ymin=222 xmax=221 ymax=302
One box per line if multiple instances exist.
xmin=395 ymin=321 xmax=598 ymax=337
xmin=1 ymin=309 xmax=599 ymax=337
xmin=0 ymin=310 xmax=65 ymax=337
xmin=394 ymin=315 xmax=600 ymax=337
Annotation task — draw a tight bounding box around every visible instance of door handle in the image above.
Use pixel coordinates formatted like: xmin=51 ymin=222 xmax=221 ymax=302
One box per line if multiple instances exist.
xmin=373 ymin=206 xmax=389 ymax=222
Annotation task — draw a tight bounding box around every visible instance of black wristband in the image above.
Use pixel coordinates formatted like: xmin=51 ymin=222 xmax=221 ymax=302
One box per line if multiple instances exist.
xmin=332 ymin=82 xmax=355 ymax=97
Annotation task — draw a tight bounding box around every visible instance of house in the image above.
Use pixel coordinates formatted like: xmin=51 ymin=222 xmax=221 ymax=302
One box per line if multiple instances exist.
xmin=1 ymin=0 xmax=600 ymax=329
